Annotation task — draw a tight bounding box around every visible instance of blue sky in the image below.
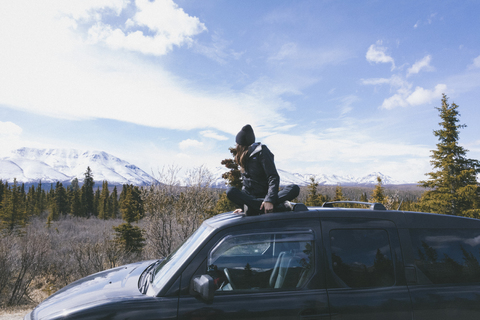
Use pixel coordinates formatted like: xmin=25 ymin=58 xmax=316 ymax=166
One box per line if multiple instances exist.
xmin=1 ymin=0 xmax=479 ymax=183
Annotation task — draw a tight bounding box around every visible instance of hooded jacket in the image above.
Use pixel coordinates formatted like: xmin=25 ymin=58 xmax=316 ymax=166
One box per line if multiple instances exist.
xmin=241 ymin=142 xmax=280 ymax=204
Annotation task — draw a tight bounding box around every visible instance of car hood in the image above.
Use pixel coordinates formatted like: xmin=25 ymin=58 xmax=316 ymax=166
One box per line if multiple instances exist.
xmin=30 ymin=260 xmax=155 ymax=320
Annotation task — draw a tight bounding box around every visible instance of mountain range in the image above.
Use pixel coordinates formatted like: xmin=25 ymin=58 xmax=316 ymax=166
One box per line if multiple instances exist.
xmin=0 ymin=148 xmax=414 ymax=187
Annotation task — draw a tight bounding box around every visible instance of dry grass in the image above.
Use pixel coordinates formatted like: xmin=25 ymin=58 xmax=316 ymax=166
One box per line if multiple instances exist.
xmin=0 ymin=306 xmax=33 ymax=320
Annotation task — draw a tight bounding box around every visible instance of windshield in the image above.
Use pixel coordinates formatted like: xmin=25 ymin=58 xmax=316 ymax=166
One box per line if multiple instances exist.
xmin=148 ymin=224 xmax=214 ymax=295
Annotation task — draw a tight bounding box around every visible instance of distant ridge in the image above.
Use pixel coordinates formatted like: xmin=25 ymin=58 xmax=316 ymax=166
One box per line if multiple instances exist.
xmin=0 ymin=148 xmax=155 ymax=186
xmin=1 ymin=147 xmax=415 ymax=187
xmin=211 ymin=168 xmax=414 ymax=188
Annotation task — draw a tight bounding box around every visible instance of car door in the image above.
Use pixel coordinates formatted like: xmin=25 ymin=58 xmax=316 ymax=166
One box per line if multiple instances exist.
xmin=177 ymin=218 xmax=329 ymax=320
xmin=322 ymin=217 xmax=413 ymax=320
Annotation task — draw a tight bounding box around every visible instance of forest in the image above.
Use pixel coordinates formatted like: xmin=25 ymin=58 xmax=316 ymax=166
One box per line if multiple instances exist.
xmin=1 ymin=94 xmax=479 ymax=307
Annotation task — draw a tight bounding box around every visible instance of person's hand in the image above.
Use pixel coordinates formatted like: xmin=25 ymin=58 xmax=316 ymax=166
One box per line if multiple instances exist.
xmin=233 ymin=208 xmax=243 ymax=214
xmin=260 ymin=201 xmax=274 ymax=213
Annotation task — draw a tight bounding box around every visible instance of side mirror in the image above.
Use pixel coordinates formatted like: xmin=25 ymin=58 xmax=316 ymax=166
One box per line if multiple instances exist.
xmin=191 ymin=275 xmax=214 ymax=302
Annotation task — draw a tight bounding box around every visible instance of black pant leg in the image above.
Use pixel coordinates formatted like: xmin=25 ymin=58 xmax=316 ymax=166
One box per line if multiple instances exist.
xmin=226 ymin=187 xmax=264 ymax=214
xmin=278 ymin=184 xmax=300 ymax=203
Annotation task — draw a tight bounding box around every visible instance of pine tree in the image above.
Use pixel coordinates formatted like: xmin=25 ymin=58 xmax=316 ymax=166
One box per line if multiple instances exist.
xmin=55 ymin=182 xmax=69 ymax=216
xmin=93 ymin=186 xmax=100 ymax=217
xmin=333 ymin=185 xmax=346 ymax=201
xmin=34 ymin=181 xmax=46 ymax=215
xmin=110 ymin=186 xmax=119 ymax=218
xmin=81 ymin=167 xmax=95 ymax=216
xmin=360 ymin=192 xmax=368 ymax=202
xmin=113 ymin=223 xmax=145 ymax=253
xmin=98 ymin=181 xmax=110 ymax=220
xmin=0 ymin=179 xmax=25 ymax=230
xmin=120 ymin=186 xmax=143 ymax=223
xmin=371 ymin=176 xmax=386 ymax=204
xmin=419 ymin=95 xmax=480 ymax=217
xmin=210 ymin=191 xmax=237 ymax=216
xmin=305 ymin=177 xmax=326 ymax=206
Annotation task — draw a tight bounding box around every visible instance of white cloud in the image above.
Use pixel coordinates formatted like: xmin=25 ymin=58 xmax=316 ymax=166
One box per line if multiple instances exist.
xmin=0 ymin=1 xmax=292 ymax=137
xmin=366 ymin=42 xmax=395 ymax=71
xmin=200 ymin=130 xmax=228 ymax=141
xmin=262 ymin=130 xmax=431 ymax=182
xmin=0 ymin=121 xmax=22 ymax=136
xmin=179 ymin=139 xmax=203 ymax=150
xmin=87 ymin=0 xmax=207 ymax=56
xmin=406 ymin=84 xmax=447 ymax=106
xmin=407 ymin=55 xmax=435 ymax=77
xmin=468 ymin=55 xmax=480 ymax=69
xmin=0 ymin=122 xmax=23 ymax=157
xmin=269 ymin=43 xmax=298 ymax=61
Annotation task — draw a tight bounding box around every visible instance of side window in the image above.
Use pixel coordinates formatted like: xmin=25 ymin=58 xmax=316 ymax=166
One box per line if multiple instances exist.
xmin=208 ymin=232 xmax=315 ymax=292
xmin=330 ymin=229 xmax=395 ymax=288
xmin=410 ymin=228 xmax=480 ymax=284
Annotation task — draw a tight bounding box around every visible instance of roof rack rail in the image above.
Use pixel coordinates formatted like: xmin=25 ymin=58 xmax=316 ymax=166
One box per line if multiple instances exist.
xmin=322 ymin=201 xmax=387 ymax=211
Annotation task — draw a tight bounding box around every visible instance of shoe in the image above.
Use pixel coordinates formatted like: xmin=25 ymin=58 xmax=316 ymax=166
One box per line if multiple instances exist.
xmin=273 ymin=201 xmax=293 ymax=212
xmin=244 ymin=204 xmax=261 ymax=216
xmin=284 ymin=201 xmax=293 ymax=211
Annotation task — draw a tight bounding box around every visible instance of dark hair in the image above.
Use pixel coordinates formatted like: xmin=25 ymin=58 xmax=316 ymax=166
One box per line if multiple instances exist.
xmin=235 ymin=144 xmax=249 ymax=171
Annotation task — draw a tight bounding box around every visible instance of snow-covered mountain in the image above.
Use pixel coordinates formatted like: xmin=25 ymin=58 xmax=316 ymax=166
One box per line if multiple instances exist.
xmin=1 ymin=147 xmax=413 ymax=187
xmin=0 ymin=148 xmax=155 ymax=185
xmin=211 ymin=168 xmax=412 ymax=188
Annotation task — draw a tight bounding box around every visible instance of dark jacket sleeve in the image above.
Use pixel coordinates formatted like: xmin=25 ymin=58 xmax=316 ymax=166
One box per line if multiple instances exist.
xmin=260 ymin=145 xmax=280 ymax=204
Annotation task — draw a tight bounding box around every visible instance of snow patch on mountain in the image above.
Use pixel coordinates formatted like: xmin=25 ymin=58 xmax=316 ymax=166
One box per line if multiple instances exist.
xmin=0 ymin=148 xmax=155 ymax=185
xmin=212 ymin=167 xmax=412 ymax=188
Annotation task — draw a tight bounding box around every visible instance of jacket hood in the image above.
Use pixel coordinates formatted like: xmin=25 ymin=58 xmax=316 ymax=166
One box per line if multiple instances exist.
xmin=30 ymin=260 xmax=155 ymax=320
xmin=248 ymin=142 xmax=263 ymax=157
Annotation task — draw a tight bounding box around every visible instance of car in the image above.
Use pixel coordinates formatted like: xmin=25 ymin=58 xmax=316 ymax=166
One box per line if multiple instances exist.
xmin=25 ymin=201 xmax=480 ymax=320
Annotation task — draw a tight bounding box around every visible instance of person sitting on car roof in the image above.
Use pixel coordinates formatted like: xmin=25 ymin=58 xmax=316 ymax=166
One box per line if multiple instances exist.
xmin=226 ymin=124 xmax=300 ymax=216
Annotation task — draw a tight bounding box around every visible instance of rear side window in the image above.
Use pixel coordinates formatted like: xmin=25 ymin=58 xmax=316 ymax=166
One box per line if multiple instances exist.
xmin=410 ymin=229 xmax=480 ymax=284
xmin=330 ymin=229 xmax=395 ymax=288
xmin=208 ymin=232 xmax=315 ymax=292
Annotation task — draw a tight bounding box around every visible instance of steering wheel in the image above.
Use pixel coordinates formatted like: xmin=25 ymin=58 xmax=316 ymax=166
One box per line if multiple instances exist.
xmin=223 ymin=268 xmax=236 ymax=290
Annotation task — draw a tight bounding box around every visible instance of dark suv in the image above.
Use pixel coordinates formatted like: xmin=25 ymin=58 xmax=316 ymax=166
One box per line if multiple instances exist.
xmin=25 ymin=202 xmax=480 ymax=319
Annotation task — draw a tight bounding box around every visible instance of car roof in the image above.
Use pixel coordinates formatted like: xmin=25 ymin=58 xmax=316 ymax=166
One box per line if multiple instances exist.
xmin=204 ymin=206 xmax=480 ymax=230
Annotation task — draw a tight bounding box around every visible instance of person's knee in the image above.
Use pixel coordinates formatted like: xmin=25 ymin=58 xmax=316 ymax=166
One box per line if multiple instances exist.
xmin=290 ymin=184 xmax=300 ymax=198
xmin=226 ymin=187 xmax=238 ymax=201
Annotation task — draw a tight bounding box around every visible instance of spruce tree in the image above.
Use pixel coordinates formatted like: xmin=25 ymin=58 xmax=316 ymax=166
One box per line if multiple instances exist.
xmin=305 ymin=177 xmax=326 ymax=206
xmin=371 ymin=177 xmax=386 ymax=204
xmin=333 ymin=185 xmax=346 ymax=201
xmin=419 ymin=95 xmax=480 ymax=217
xmin=55 ymin=182 xmax=69 ymax=216
xmin=110 ymin=186 xmax=119 ymax=218
xmin=98 ymin=181 xmax=110 ymax=220
xmin=81 ymin=167 xmax=95 ymax=216
xmin=0 ymin=179 xmax=25 ymax=230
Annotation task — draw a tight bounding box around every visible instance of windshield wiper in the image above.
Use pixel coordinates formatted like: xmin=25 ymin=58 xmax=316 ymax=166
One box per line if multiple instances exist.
xmin=139 ymin=259 xmax=163 ymax=294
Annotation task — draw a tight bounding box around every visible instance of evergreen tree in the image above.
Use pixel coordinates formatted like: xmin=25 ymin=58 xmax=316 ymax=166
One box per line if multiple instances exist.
xmin=305 ymin=177 xmax=326 ymax=206
xmin=113 ymin=223 xmax=145 ymax=253
xmin=371 ymin=176 xmax=386 ymax=204
xmin=93 ymin=186 xmax=100 ymax=217
xmin=419 ymin=95 xmax=480 ymax=217
xmin=34 ymin=181 xmax=46 ymax=215
xmin=360 ymin=192 xmax=368 ymax=202
xmin=81 ymin=167 xmax=95 ymax=216
xmin=0 ymin=179 xmax=25 ymax=230
xmin=110 ymin=186 xmax=119 ymax=218
xmin=98 ymin=181 xmax=110 ymax=220
xmin=120 ymin=187 xmax=141 ymax=223
xmin=55 ymin=182 xmax=69 ymax=216
xmin=210 ymin=191 xmax=237 ymax=216
xmin=0 ymin=180 xmax=4 ymax=211
xmin=333 ymin=185 xmax=346 ymax=201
